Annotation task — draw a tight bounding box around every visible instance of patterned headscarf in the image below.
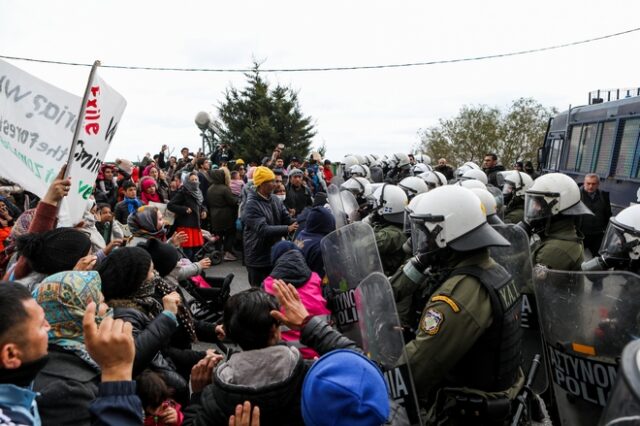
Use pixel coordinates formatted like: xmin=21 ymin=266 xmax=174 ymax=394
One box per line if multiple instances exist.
xmin=33 ymin=270 xmax=104 ymax=350
xmin=33 ymin=271 xmax=111 ymax=370
xmin=5 ymin=208 xmax=36 ymax=248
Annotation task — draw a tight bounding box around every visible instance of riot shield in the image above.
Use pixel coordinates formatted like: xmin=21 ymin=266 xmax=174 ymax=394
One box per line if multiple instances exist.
xmin=327 ymin=184 xmax=359 ymax=229
xmin=331 ymin=165 xmax=345 ymax=186
xmin=320 ymin=221 xmax=383 ymax=345
xmin=486 ymin=185 xmax=504 ymax=219
xmin=533 ymin=265 xmax=640 ymax=426
xmin=598 ymin=339 xmax=640 ymax=426
xmin=356 ymin=272 xmax=422 ymax=425
xmin=490 ymin=224 xmax=548 ymax=394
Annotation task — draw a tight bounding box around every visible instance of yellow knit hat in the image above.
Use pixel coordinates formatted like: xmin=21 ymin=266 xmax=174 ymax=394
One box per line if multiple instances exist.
xmin=253 ymin=166 xmax=276 ymax=187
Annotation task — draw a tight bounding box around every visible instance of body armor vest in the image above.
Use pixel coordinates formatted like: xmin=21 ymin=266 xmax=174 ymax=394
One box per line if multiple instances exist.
xmin=445 ymin=262 xmax=522 ymax=392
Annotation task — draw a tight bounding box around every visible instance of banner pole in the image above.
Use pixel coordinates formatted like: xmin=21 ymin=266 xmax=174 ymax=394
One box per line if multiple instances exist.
xmin=57 ymin=60 xmax=101 ymax=220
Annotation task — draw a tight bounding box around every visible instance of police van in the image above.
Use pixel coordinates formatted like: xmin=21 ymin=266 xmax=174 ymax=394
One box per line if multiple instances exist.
xmin=538 ymin=88 xmax=640 ymax=213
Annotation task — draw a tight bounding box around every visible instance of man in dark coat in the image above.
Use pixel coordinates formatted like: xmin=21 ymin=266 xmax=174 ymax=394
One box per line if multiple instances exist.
xmin=579 ymin=173 xmax=612 ymax=256
xmin=482 ymin=153 xmax=506 ymax=187
xmin=284 ymin=168 xmax=313 ymax=218
xmin=242 ymin=167 xmax=298 ymax=287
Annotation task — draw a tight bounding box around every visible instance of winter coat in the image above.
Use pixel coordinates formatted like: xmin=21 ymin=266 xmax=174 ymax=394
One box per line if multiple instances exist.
xmin=484 ymin=164 xmax=506 ymax=187
xmin=284 ymin=183 xmax=313 ymax=217
xmin=295 ymin=207 xmax=335 ymax=277
xmin=90 ymin=381 xmax=144 ymax=426
xmin=264 ymin=251 xmax=331 ymax=359
xmin=183 ymin=317 xmax=358 ymax=426
xmin=206 ymin=170 xmax=238 ymax=232
xmin=241 ymin=190 xmax=292 ymax=268
xmin=34 ymin=345 xmax=100 ymax=426
xmin=167 ymin=190 xmax=204 ymax=229
xmin=0 ymin=384 xmax=40 ymax=425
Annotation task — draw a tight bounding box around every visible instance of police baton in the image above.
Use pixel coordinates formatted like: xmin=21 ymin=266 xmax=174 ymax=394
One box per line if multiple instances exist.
xmin=510 ymin=354 xmax=542 ymax=426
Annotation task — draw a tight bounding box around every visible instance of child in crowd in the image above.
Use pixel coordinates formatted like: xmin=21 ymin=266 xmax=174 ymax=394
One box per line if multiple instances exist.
xmin=141 ymin=177 xmax=162 ymax=205
xmin=229 ymin=170 xmax=245 ymax=198
xmin=114 ymin=181 xmax=143 ymax=224
xmin=137 ymin=370 xmax=184 ymax=426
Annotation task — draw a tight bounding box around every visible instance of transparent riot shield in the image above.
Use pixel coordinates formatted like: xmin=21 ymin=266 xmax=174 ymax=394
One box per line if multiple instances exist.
xmin=320 ymin=222 xmax=383 ymax=345
xmin=599 ymin=339 xmax=640 ymax=426
xmin=331 ymin=165 xmax=345 ymax=186
xmin=533 ymin=265 xmax=640 ymax=426
xmin=327 ymin=184 xmax=360 ymax=229
xmin=356 ymin=272 xmax=422 ymax=425
xmin=491 ymin=225 xmax=547 ymax=394
xmin=486 ymin=185 xmax=504 ymax=219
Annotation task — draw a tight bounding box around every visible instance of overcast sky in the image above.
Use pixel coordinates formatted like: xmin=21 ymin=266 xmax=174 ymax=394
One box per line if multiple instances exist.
xmin=2 ymin=0 xmax=640 ymax=163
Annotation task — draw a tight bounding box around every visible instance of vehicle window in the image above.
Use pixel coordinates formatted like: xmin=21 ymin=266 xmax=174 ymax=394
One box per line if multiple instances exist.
xmin=615 ymin=118 xmax=640 ymax=177
xmin=565 ymin=125 xmax=582 ymax=171
xmin=577 ymin=123 xmax=597 ymax=172
xmin=548 ymin=138 xmax=562 ymax=170
xmin=595 ymin=121 xmax=616 ymax=175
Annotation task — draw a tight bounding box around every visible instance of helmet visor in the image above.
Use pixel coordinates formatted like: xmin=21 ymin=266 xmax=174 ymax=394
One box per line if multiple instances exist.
xmin=409 ymin=214 xmax=446 ymax=255
xmin=524 ymin=192 xmax=558 ymax=223
xmin=600 ymin=222 xmax=636 ymax=259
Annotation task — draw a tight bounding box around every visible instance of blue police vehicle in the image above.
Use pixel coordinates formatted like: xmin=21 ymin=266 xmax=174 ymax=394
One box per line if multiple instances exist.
xmin=539 ymin=88 xmax=640 ymax=213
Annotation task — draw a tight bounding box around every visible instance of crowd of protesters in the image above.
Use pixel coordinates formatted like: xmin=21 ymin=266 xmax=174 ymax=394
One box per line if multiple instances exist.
xmin=0 ymin=141 xmax=603 ymax=426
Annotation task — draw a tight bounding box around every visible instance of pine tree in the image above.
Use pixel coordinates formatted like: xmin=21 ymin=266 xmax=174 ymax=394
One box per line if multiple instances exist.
xmin=217 ymin=64 xmax=316 ymax=163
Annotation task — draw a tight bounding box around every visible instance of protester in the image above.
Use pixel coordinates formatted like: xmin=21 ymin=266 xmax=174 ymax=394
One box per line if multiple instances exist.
xmin=284 ymin=168 xmax=313 ymax=218
xmin=206 ymin=169 xmax=239 ymax=262
xmin=94 ymin=164 xmax=118 ymax=208
xmin=168 ymin=173 xmax=207 ymax=260
xmin=96 ymin=203 xmax=126 ymax=245
xmin=482 ymin=153 xmax=506 ymax=187
xmin=32 ymin=271 xmax=105 ymax=425
xmin=579 ymin=173 xmax=612 ymax=256
xmin=263 ymin=241 xmax=331 ymax=359
xmin=115 ymin=180 xmax=143 ymax=224
xmin=434 ymin=158 xmax=454 ymax=181
xmin=242 ymin=166 xmax=297 ymax=287
xmin=141 ymin=177 xmax=163 ymax=205
xmin=137 ymin=369 xmax=185 ymax=426
xmin=295 ymin=205 xmax=335 ymax=277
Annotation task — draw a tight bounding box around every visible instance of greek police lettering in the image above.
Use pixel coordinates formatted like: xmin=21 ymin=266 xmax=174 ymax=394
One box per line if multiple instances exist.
xmin=384 ymin=367 xmax=409 ymax=400
xmin=520 ymin=294 xmax=535 ymax=329
xmin=547 ymin=345 xmax=617 ymax=407
xmin=334 ymin=289 xmax=358 ymax=325
xmin=498 ymin=280 xmax=519 ymax=309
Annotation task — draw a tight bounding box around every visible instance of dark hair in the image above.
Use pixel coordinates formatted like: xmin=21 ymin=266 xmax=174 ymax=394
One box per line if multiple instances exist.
xmin=223 ymin=288 xmax=279 ymax=350
xmin=123 ymin=181 xmax=137 ymax=191
xmin=196 ymin=157 xmax=208 ymax=169
xmin=0 ymin=284 xmax=32 ymax=342
xmin=181 ymin=147 xmax=189 ymax=153
xmin=136 ymin=369 xmax=171 ymax=409
xmin=16 ymin=228 xmax=92 ymax=274
xmin=230 ymin=171 xmax=239 ymax=178
xmin=97 ymin=203 xmax=111 ymax=212
xmin=484 ymin=153 xmax=498 ymax=161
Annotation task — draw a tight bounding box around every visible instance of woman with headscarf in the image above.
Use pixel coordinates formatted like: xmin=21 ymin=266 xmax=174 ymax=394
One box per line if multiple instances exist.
xmin=32 ymin=270 xmax=105 ymax=426
xmin=140 ymin=177 xmax=162 ymax=205
xmin=167 ymin=172 xmax=206 ymax=260
xmin=97 ymin=247 xmax=200 ymax=403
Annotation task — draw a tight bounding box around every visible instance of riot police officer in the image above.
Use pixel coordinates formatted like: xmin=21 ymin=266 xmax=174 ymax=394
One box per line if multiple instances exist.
xmin=391 ymin=185 xmax=523 ymax=424
xmin=522 ymin=173 xmax=593 ymax=270
xmin=384 ymin=153 xmax=412 ymax=184
xmin=368 ymin=184 xmax=409 ymax=276
xmin=582 ymin=204 xmax=640 ymax=274
xmin=498 ymin=170 xmax=533 ymax=224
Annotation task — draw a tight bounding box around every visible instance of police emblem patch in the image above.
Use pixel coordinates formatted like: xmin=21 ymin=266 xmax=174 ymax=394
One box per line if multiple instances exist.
xmin=421 ymin=309 xmax=443 ymax=335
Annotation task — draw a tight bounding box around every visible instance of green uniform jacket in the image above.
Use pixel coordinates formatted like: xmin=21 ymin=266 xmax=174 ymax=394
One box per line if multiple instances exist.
xmin=503 ymin=197 xmax=524 ymax=224
xmin=533 ymin=217 xmax=584 ymax=271
xmin=392 ymin=250 xmax=505 ymax=401
xmin=373 ymin=223 xmax=408 ymax=276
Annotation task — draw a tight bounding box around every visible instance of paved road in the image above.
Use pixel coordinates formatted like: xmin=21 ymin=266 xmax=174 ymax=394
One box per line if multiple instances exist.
xmin=205 ymin=257 xmax=250 ymax=295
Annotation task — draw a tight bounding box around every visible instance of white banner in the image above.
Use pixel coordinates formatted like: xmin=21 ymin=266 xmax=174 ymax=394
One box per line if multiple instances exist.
xmin=59 ymin=70 xmax=127 ymax=225
xmin=0 ymin=59 xmax=80 ymax=197
xmin=0 ymin=59 xmax=126 ymax=225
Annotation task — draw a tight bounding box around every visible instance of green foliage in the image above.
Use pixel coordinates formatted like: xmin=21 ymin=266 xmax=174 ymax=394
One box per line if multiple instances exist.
xmin=419 ymin=98 xmax=556 ymax=168
xmin=216 ymin=64 xmax=316 ymax=162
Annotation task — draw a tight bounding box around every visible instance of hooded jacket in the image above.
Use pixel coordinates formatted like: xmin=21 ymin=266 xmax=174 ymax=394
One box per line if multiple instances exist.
xmin=241 ymin=190 xmax=292 ymax=268
xmin=296 ymin=207 xmax=335 ymax=277
xmin=0 ymin=384 xmax=40 ymax=425
xmin=183 ymin=319 xmax=359 ymax=426
xmin=263 ymin=250 xmax=331 ymax=359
